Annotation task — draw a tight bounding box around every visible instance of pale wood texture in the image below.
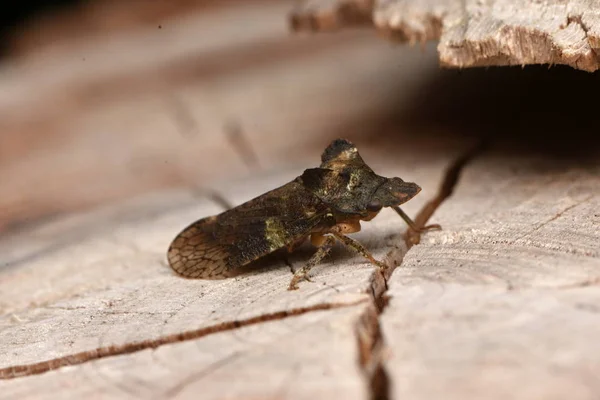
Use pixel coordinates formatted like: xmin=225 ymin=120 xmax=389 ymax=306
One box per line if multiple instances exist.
xmin=1 ymin=1 xmax=600 ymax=399
xmin=0 ymin=2 xmax=448 ymax=397
xmin=2 ymin=304 xmax=374 ymax=400
xmin=292 ymin=0 xmax=600 ymax=72
xmin=382 ymin=154 xmax=600 ymax=400
xmin=0 ymin=147 xmax=458 ymax=398
xmin=3 ymin=143 xmax=598 ymax=398
xmin=0 ymin=0 xmax=440 ymax=232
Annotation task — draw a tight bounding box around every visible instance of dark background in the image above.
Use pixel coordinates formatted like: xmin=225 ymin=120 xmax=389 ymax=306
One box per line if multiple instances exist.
xmin=0 ymin=0 xmax=83 ymax=54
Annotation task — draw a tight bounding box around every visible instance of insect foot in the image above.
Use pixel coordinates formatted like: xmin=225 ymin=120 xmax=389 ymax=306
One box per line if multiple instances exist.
xmin=288 ymin=235 xmax=335 ymax=290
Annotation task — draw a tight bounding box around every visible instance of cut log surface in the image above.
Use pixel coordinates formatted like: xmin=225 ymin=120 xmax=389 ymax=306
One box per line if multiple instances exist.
xmin=0 ymin=146 xmax=458 ymax=398
xmin=3 ymin=143 xmax=598 ymax=399
xmin=0 ymin=2 xmax=454 ymax=397
xmin=1 ymin=305 xmax=373 ymax=400
xmin=292 ymin=0 xmax=600 ymax=72
xmin=2 ymin=1 xmax=600 ymax=399
xmin=382 ymin=154 xmax=600 ymax=400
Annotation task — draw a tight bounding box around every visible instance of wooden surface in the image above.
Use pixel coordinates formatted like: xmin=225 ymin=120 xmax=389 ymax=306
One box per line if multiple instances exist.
xmin=2 ymin=140 xmax=598 ymax=398
xmin=0 ymin=0 xmax=439 ymax=232
xmin=382 ymin=154 xmax=600 ymax=400
xmin=0 ymin=147 xmax=458 ymax=398
xmin=292 ymin=0 xmax=600 ymax=72
xmin=1 ymin=1 xmax=600 ymax=399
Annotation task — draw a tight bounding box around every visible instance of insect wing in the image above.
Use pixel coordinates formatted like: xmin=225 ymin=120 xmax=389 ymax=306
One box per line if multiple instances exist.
xmin=167 ymin=181 xmax=330 ymax=279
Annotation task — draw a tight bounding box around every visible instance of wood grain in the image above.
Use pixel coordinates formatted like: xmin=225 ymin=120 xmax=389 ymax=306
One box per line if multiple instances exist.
xmin=0 ymin=305 xmax=373 ymax=400
xmin=0 ymin=0 xmax=439 ymax=231
xmin=381 ymin=153 xmax=600 ymax=400
xmin=292 ymin=0 xmax=600 ymax=72
xmin=0 ymin=144 xmax=458 ymax=397
xmin=2 ymin=1 xmax=599 ymax=398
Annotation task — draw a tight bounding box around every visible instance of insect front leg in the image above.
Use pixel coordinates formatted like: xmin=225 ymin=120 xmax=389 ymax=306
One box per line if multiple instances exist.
xmin=288 ymin=234 xmax=336 ymax=291
xmin=329 ymin=230 xmax=387 ymax=270
xmin=392 ymin=205 xmax=442 ymax=244
xmin=392 ymin=206 xmax=441 ymax=232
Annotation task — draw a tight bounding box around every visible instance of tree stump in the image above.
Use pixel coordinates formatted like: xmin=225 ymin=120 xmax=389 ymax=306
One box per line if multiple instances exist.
xmin=1 ymin=1 xmax=599 ymax=399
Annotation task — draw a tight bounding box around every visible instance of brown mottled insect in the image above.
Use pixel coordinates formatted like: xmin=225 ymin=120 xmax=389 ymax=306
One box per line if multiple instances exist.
xmin=168 ymin=139 xmax=439 ymax=290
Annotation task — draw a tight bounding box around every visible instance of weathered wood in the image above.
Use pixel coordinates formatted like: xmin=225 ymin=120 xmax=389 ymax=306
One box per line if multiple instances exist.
xmin=381 ymin=153 xmax=600 ymax=399
xmin=3 ymin=1 xmax=599 ymax=398
xmin=0 ymin=304 xmax=374 ymax=400
xmin=290 ymin=0 xmax=374 ymax=31
xmin=0 ymin=143 xmax=459 ymax=397
xmin=292 ymin=0 xmax=600 ymax=72
xmin=0 ymin=2 xmax=460 ymax=396
xmin=0 ymin=0 xmax=439 ymax=231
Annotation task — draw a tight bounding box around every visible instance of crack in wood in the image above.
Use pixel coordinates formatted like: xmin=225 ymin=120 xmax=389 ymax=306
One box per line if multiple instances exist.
xmin=566 ymin=14 xmax=597 ymax=59
xmin=510 ymin=195 xmax=594 ymax=245
xmin=0 ymin=143 xmax=485 ymax=390
xmin=405 ymin=142 xmax=486 ymax=246
xmin=0 ymin=299 xmax=367 ymax=380
xmin=224 ymin=120 xmax=262 ymax=172
xmin=356 ymin=302 xmax=389 ymax=400
xmin=356 ymin=143 xmax=485 ymax=400
xmin=162 ymin=352 xmax=242 ymax=399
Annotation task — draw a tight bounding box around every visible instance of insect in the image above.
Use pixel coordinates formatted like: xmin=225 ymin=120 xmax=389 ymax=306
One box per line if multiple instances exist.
xmin=167 ymin=138 xmax=439 ymax=290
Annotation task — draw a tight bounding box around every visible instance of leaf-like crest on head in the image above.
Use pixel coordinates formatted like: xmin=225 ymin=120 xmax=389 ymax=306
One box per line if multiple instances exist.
xmin=320 ymin=138 xmax=362 ymax=166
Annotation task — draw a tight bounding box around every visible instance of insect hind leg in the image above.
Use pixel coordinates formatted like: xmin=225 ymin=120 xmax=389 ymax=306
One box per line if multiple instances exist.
xmin=329 ymin=230 xmax=387 ymax=270
xmin=288 ymin=235 xmax=336 ymax=290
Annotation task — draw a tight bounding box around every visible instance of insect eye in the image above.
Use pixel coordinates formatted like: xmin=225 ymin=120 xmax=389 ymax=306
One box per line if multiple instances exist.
xmin=339 ymin=171 xmax=351 ymax=180
xmin=366 ymin=200 xmax=382 ymax=212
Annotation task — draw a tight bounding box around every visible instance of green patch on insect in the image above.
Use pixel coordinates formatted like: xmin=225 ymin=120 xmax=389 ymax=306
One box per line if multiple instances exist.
xmin=167 ymin=138 xmax=440 ymax=290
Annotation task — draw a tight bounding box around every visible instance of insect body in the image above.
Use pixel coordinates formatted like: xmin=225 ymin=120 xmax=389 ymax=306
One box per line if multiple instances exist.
xmin=167 ymin=138 xmax=439 ymax=290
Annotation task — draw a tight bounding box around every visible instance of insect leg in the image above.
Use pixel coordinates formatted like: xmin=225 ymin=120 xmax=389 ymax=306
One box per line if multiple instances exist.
xmin=392 ymin=206 xmax=441 ymax=232
xmin=288 ymin=235 xmax=336 ymax=291
xmin=329 ymin=230 xmax=387 ymax=270
xmin=286 ymin=237 xmax=307 ymax=253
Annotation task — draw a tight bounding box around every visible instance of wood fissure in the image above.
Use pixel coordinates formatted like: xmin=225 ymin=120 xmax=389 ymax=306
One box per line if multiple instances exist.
xmin=510 ymin=195 xmax=594 ymax=245
xmin=357 ymin=144 xmax=483 ymax=400
xmin=404 ymin=142 xmax=485 ymax=246
xmin=0 ymin=299 xmax=366 ymax=380
xmin=224 ymin=120 xmax=262 ymax=172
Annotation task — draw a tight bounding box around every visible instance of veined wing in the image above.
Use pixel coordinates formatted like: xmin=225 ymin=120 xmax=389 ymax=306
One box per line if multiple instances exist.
xmin=167 ymin=180 xmax=331 ymax=279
